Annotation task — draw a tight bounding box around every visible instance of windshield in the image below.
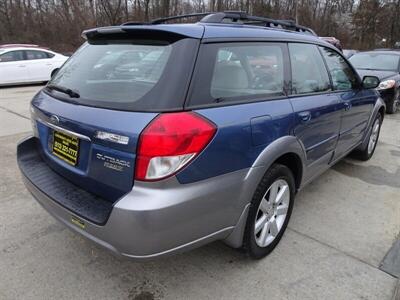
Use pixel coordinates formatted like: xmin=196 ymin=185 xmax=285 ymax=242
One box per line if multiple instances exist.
xmin=48 ymin=38 xmax=198 ymax=111
xmin=349 ymin=53 xmax=400 ymax=71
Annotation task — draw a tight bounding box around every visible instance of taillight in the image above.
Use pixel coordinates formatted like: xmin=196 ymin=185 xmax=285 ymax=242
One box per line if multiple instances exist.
xmin=135 ymin=112 xmax=216 ymax=181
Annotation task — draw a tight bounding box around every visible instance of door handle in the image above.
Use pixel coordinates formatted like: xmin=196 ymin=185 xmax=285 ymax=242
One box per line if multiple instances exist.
xmin=343 ymin=102 xmax=352 ymax=111
xmin=17 ymin=65 xmax=26 ymax=67
xmin=298 ymin=111 xmax=312 ymax=123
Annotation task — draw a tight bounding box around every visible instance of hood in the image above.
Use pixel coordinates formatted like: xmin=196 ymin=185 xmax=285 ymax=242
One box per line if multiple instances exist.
xmin=356 ymin=69 xmax=398 ymax=81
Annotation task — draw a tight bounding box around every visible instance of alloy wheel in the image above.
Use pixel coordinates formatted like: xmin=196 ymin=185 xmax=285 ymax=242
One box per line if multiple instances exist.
xmin=254 ymin=179 xmax=290 ymax=247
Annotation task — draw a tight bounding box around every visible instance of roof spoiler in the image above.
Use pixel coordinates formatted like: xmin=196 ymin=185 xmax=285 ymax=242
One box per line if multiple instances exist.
xmin=82 ymin=26 xmax=203 ymax=42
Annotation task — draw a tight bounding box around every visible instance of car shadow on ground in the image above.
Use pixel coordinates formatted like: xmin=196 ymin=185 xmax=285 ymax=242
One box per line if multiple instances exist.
xmin=333 ymin=157 xmax=400 ymax=189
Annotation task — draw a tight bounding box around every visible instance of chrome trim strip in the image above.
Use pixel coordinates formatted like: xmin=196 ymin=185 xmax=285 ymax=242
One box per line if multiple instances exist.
xmin=37 ymin=118 xmax=91 ymax=142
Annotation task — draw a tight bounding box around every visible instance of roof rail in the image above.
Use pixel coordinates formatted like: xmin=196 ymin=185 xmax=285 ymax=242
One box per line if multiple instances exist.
xmin=121 ymin=11 xmax=316 ymax=36
xmin=151 ymin=12 xmax=212 ymax=24
xmin=200 ymin=11 xmax=316 ymax=35
xmin=122 ymin=12 xmax=212 ymax=26
xmin=121 ymin=21 xmax=148 ymax=26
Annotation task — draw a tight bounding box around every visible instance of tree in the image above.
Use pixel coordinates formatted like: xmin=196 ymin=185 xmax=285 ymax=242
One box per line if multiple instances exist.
xmin=1 ymin=0 xmax=398 ymax=52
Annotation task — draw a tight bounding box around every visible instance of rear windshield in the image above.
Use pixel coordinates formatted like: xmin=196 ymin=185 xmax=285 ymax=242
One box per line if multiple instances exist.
xmin=47 ymin=38 xmax=198 ymax=111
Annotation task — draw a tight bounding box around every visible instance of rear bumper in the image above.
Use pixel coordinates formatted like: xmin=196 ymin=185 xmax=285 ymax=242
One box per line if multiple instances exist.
xmin=17 ymin=136 xmax=254 ymax=260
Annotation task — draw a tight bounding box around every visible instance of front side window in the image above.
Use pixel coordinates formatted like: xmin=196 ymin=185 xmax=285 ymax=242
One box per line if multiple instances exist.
xmin=320 ymin=47 xmax=358 ymax=90
xmin=0 ymin=50 xmax=25 ymax=62
xmin=189 ymin=43 xmax=285 ymax=106
xmin=288 ymin=43 xmax=331 ymax=94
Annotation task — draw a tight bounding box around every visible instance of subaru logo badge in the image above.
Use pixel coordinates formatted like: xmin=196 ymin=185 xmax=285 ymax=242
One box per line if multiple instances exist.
xmin=50 ymin=115 xmax=60 ymax=125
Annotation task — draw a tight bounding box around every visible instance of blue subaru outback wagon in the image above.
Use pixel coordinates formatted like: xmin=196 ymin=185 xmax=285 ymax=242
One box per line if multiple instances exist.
xmin=17 ymin=12 xmax=385 ymax=260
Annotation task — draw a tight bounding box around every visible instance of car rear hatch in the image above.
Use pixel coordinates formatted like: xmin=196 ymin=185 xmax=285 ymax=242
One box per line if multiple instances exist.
xmin=27 ymin=26 xmax=203 ymax=210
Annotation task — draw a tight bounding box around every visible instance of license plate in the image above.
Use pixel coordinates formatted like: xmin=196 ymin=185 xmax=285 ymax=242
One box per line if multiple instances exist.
xmin=52 ymin=131 xmax=79 ymax=166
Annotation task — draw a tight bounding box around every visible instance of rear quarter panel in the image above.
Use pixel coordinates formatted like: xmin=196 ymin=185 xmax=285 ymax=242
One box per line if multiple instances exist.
xmin=177 ymin=99 xmax=295 ymax=183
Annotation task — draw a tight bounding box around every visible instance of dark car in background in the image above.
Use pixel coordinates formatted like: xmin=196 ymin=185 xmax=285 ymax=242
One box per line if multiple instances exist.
xmin=350 ymin=50 xmax=400 ymax=113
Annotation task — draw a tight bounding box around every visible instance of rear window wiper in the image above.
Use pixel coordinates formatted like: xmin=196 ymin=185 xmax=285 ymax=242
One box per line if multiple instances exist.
xmin=46 ymin=84 xmax=80 ymax=98
xmin=214 ymin=97 xmax=230 ymax=103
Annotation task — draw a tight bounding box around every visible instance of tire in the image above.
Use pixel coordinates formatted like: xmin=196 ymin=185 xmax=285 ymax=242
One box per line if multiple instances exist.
xmin=50 ymin=68 xmax=59 ymax=79
xmin=386 ymin=89 xmax=399 ymax=114
xmin=354 ymin=113 xmax=382 ymax=161
xmin=243 ymin=164 xmax=295 ymax=259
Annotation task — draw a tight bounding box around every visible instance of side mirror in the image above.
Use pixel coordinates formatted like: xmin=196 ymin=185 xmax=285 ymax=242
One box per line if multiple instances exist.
xmin=362 ymin=76 xmax=380 ymax=89
xmin=51 ymin=68 xmax=59 ymax=79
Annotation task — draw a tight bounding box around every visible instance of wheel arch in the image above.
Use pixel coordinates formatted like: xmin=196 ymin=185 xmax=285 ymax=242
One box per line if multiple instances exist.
xmin=357 ymin=97 xmax=386 ymax=151
xmin=223 ymin=136 xmax=306 ymax=248
xmin=50 ymin=68 xmax=59 ymax=78
xmin=251 ymin=135 xmax=306 ymax=191
xmin=378 ymin=105 xmax=385 ymax=120
xmin=274 ymin=152 xmax=303 ymax=190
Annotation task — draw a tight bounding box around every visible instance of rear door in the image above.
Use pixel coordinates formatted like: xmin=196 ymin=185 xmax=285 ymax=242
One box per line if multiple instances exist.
xmin=288 ymin=43 xmax=342 ymax=174
xmin=319 ymin=46 xmax=376 ymax=158
xmin=24 ymin=50 xmax=55 ymax=81
xmin=0 ymin=50 xmax=28 ymax=84
xmin=31 ymin=37 xmax=199 ymax=202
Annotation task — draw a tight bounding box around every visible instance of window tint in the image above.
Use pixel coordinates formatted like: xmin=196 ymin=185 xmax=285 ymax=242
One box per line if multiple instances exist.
xmin=0 ymin=50 xmax=25 ymax=62
xmin=289 ymin=43 xmax=330 ymax=94
xmin=25 ymin=50 xmax=52 ymax=60
xmin=320 ymin=47 xmax=358 ymax=90
xmin=47 ymin=39 xmax=198 ymax=111
xmin=210 ymin=44 xmax=284 ymax=99
xmin=189 ymin=43 xmax=285 ymax=107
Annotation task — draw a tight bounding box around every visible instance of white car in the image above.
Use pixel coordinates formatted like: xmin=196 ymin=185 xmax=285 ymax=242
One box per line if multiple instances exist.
xmin=0 ymin=45 xmax=68 ymax=86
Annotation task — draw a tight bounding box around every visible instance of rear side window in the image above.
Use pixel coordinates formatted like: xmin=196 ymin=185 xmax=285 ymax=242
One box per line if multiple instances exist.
xmin=0 ymin=50 xmax=24 ymax=62
xmin=288 ymin=43 xmax=331 ymax=94
xmin=319 ymin=47 xmax=358 ymax=90
xmin=25 ymin=50 xmax=53 ymax=60
xmin=48 ymin=38 xmax=198 ymax=112
xmin=189 ymin=43 xmax=286 ymax=107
